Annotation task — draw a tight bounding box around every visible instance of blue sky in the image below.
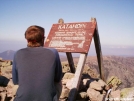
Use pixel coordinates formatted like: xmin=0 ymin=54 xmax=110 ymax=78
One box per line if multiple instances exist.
xmin=0 ymin=0 xmax=134 ymax=55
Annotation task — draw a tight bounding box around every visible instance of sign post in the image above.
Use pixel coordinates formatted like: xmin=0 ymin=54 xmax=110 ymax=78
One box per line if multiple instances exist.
xmin=44 ymin=18 xmax=105 ymax=101
xmin=91 ymin=18 xmax=105 ymax=81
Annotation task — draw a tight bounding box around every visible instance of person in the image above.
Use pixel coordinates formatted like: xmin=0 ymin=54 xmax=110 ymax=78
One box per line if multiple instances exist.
xmin=0 ymin=76 xmax=9 ymax=87
xmin=12 ymin=25 xmax=63 ymax=101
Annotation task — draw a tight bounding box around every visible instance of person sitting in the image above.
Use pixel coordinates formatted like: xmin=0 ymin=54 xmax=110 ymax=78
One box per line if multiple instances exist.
xmin=12 ymin=25 xmax=62 ymax=101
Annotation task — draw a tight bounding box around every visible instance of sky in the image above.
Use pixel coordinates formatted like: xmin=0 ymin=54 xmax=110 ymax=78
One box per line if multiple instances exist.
xmin=0 ymin=0 xmax=134 ymax=56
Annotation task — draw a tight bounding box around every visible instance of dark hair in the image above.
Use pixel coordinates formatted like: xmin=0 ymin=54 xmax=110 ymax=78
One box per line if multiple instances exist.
xmin=25 ymin=25 xmax=45 ymax=47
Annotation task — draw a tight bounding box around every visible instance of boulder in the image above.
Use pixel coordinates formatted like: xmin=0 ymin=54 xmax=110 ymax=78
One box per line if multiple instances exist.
xmin=66 ymin=78 xmax=74 ymax=90
xmin=63 ymin=72 xmax=74 ymax=79
xmin=60 ymin=86 xmax=69 ymax=99
xmin=1 ymin=65 xmax=12 ymax=79
xmin=62 ymin=79 xmax=70 ymax=85
xmin=109 ymin=90 xmax=120 ymax=101
xmin=89 ymin=81 xmax=103 ymax=91
xmin=62 ymin=63 xmax=71 ymax=73
xmin=120 ymin=87 xmax=134 ymax=100
xmin=0 ymin=60 xmax=12 ymax=67
xmin=98 ymin=79 xmax=107 ymax=88
xmin=87 ymin=88 xmax=100 ymax=101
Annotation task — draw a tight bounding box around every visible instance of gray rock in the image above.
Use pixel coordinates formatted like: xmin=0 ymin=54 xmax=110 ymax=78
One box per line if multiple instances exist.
xmin=98 ymin=79 xmax=107 ymax=88
xmin=60 ymin=86 xmax=69 ymax=99
xmin=109 ymin=90 xmax=120 ymax=101
xmin=120 ymin=87 xmax=134 ymax=100
xmin=87 ymin=88 xmax=101 ymax=101
xmin=89 ymin=81 xmax=103 ymax=91
xmin=63 ymin=73 xmax=74 ymax=79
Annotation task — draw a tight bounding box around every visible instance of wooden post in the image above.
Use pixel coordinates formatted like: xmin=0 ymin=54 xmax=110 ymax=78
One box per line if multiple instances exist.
xmin=68 ymin=53 xmax=87 ymax=101
xmin=58 ymin=18 xmax=75 ymax=73
xmin=66 ymin=52 xmax=75 ymax=73
xmin=91 ymin=18 xmax=105 ymax=81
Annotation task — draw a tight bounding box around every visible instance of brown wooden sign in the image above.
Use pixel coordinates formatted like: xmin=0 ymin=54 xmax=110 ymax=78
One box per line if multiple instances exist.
xmin=44 ymin=22 xmax=96 ymax=53
xmin=44 ymin=18 xmax=105 ymax=101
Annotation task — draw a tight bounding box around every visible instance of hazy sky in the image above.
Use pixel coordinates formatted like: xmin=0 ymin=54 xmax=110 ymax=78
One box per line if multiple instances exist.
xmin=0 ymin=0 xmax=134 ymax=54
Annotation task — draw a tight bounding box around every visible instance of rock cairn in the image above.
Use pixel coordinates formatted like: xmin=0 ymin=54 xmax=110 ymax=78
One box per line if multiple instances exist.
xmin=60 ymin=62 xmax=108 ymax=101
xmin=60 ymin=62 xmax=134 ymax=101
xmin=0 ymin=58 xmax=18 ymax=101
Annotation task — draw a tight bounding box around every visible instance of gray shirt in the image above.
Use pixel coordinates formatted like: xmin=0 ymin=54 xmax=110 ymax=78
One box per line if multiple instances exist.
xmin=12 ymin=47 xmax=62 ymax=101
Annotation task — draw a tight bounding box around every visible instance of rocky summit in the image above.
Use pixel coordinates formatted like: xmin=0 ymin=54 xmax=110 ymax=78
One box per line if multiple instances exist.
xmin=0 ymin=56 xmax=134 ymax=101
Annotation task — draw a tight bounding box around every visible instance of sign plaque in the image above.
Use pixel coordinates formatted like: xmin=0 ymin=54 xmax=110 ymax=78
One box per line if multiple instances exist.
xmin=44 ymin=22 xmax=96 ymax=53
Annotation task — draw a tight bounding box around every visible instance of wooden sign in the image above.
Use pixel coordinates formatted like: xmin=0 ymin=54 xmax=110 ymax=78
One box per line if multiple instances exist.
xmin=44 ymin=22 xmax=96 ymax=53
xmin=44 ymin=18 xmax=105 ymax=101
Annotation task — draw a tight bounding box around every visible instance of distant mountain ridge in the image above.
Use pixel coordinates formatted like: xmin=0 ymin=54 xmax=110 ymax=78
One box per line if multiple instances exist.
xmin=0 ymin=50 xmax=16 ymax=60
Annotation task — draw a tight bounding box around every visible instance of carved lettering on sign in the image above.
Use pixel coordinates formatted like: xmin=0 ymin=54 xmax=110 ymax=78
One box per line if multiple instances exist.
xmin=58 ymin=24 xmax=86 ymax=29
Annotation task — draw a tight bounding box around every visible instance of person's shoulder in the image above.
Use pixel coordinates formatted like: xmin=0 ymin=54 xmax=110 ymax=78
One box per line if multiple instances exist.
xmin=44 ymin=47 xmax=58 ymax=53
xmin=43 ymin=48 xmax=59 ymax=57
xmin=16 ymin=48 xmax=28 ymax=52
xmin=15 ymin=48 xmax=28 ymax=55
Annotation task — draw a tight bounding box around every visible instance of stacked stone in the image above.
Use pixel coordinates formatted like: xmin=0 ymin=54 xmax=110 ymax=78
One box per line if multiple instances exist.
xmin=0 ymin=58 xmax=18 ymax=101
xmin=59 ymin=70 xmax=107 ymax=100
xmin=60 ymin=63 xmax=122 ymax=101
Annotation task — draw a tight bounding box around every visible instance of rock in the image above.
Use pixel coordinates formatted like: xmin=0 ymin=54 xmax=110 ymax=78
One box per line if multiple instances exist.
xmin=97 ymin=94 xmax=105 ymax=101
xmin=87 ymin=88 xmax=101 ymax=101
xmin=0 ymin=60 xmax=12 ymax=67
xmin=62 ymin=79 xmax=70 ymax=85
xmin=60 ymin=86 xmax=69 ymax=99
xmin=1 ymin=65 xmax=12 ymax=79
xmin=6 ymin=79 xmax=19 ymax=97
xmin=98 ymin=79 xmax=107 ymax=88
xmin=0 ymin=87 xmax=6 ymax=91
xmin=63 ymin=72 xmax=74 ymax=79
xmin=109 ymin=90 xmax=120 ymax=101
xmin=0 ymin=91 xmax=6 ymax=101
xmin=89 ymin=81 xmax=103 ymax=91
xmin=66 ymin=78 xmax=74 ymax=89
xmin=120 ymin=87 xmax=134 ymax=99
xmin=62 ymin=63 xmax=71 ymax=73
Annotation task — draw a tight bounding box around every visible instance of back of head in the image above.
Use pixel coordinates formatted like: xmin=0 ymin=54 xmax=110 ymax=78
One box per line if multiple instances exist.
xmin=25 ymin=25 xmax=45 ymax=47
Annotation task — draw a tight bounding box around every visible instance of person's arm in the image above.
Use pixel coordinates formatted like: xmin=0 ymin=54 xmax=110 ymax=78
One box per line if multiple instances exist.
xmin=12 ymin=54 xmax=18 ymax=85
xmin=0 ymin=76 xmax=9 ymax=87
xmin=54 ymin=49 xmax=63 ymax=83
